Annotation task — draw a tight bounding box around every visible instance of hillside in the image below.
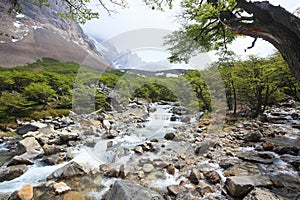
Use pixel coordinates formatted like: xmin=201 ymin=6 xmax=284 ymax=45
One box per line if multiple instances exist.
xmin=0 ymin=0 xmax=113 ymax=69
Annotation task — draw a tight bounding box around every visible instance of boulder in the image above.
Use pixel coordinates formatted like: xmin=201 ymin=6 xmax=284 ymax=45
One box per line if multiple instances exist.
xmin=242 ymin=131 xmax=263 ymax=142
xmin=105 ymin=180 xmax=164 ymax=200
xmin=205 ymin=171 xmax=221 ymax=184
xmin=16 ymin=137 xmax=44 ymax=157
xmin=164 ymin=132 xmax=176 ymax=140
xmin=167 ymin=185 xmax=183 ymax=196
xmin=143 ymin=164 xmax=154 ymax=173
xmin=102 ymin=120 xmax=111 ymax=130
xmin=243 ymin=187 xmax=282 ymax=200
xmin=166 ymin=165 xmax=176 ymax=175
xmin=63 ymin=191 xmax=85 ymax=200
xmin=134 ymin=146 xmax=144 ymax=154
xmin=0 ymin=165 xmax=27 ymax=182
xmin=7 ymin=156 xmax=34 ymax=166
xmin=16 ymin=122 xmax=47 ymax=135
xmin=47 ymin=161 xmax=86 ymax=180
xmin=189 ymin=168 xmax=203 ymax=185
xmin=195 ymin=183 xmax=214 ymax=196
xmin=99 ymin=163 xmax=121 ymax=178
xmin=59 ymin=131 xmax=79 ymax=142
xmin=17 ymin=184 xmax=33 ymax=200
xmin=42 ymin=144 xmax=64 ymax=156
xmin=194 ymin=139 xmax=216 ymax=155
xmin=236 ymin=152 xmax=275 ymax=164
xmin=225 ymin=176 xmax=273 ymax=197
xmin=102 ymin=130 xmax=119 ymax=139
xmin=53 ymin=182 xmax=71 ymax=194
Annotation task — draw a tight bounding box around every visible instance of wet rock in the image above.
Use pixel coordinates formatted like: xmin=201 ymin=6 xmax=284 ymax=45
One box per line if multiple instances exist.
xmin=134 ymin=146 xmax=144 ymax=154
xmin=16 ymin=136 xmax=44 ymax=157
xmin=102 ymin=120 xmax=111 ymax=130
xmin=102 ymin=130 xmax=119 ymax=139
xmin=53 ymin=182 xmax=71 ymax=194
xmin=0 ymin=164 xmax=27 ymax=182
xmin=219 ymin=160 xmax=234 ymax=170
xmin=236 ymin=152 xmax=275 ymax=164
xmin=181 ymin=116 xmax=191 ymax=123
xmin=166 ymin=165 xmax=176 ymax=175
xmin=106 ymin=180 xmax=164 ymax=200
xmin=291 ymin=160 xmax=300 ymax=171
xmin=164 ymin=132 xmax=176 ymax=140
xmin=7 ymin=156 xmax=34 ymax=166
xmin=243 ymin=187 xmax=282 ymax=200
xmin=99 ymin=163 xmax=121 ymax=178
xmin=17 ymin=184 xmax=33 ymax=200
xmin=195 ymin=183 xmax=214 ymax=196
xmin=205 ymin=171 xmax=221 ymax=184
xmin=189 ymin=168 xmax=203 ymax=184
xmin=42 ymin=144 xmax=63 ymax=156
xmin=242 ymin=131 xmax=263 ymax=142
xmin=225 ymin=176 xmax=273 ymax=197
xmin=143 ymin=163 xmax=154 ymax=173
xmin=120 ymin=164 xmax=132 ymax=178
xmin=16 ymin=122 xmax=47 ymax=135
xmin=167 ymin=185 xmax=183 ymax=196
xmin=42 ymin=153 xmax=68 ymax=165
xmin=47 ymin=161 xmax=86 ymax=180
xmin=262 ymin=143 xmax=277 ymax=151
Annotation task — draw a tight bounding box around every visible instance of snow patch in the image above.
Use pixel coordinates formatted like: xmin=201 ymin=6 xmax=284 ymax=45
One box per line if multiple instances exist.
xmin=0 ymin=41 xmax=6 ymax=44
xmin=13 ymin=21 xmax=22 ymax=28
xmin=32 ymin=25 xmax=43 ymax=30
xmin=12 ymin=39 xmax=19 ymax=43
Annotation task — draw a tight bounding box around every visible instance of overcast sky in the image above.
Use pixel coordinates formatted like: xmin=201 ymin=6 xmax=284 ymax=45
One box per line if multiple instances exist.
xmin=82 ymin=0 xmax=300 ymax=65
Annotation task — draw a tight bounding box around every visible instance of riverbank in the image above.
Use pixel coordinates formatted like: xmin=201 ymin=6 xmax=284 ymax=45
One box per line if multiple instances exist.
xmin=0 ymin=100 xmax=299 ymax=200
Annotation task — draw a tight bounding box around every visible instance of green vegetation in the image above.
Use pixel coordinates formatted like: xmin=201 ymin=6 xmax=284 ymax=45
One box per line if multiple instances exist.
xmin=0 ymin=53 xmax=298 ymax=129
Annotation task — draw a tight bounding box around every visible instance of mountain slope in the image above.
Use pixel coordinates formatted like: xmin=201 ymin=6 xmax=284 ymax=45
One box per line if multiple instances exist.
xmin=0 ymin=1 xmax=113 ymax=69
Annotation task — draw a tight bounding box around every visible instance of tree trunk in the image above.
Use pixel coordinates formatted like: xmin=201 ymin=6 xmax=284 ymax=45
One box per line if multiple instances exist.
xmin=228 ymin=0 xmax=300 ymax=86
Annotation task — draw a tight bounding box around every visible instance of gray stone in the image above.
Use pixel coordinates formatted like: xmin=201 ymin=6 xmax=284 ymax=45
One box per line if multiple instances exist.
xmin=243 ymin=188 xmax=282 ymax=200
xmin=59 ymin=131 xmax=79 ymax=142
xmin=134 ymin=146 xmax=144 ymax=154
xmin=194 ymin=139 xmax=216 ymax=155
xmin=106 ymin=180 xmax=164 ymax=200
xmin=16 ymin=122 xmax=47 ymax=135
xmin=0 ymin=165 xmax=27 ymax=182
xmin=7 ymin=156 xmax=34 ymax=166
xmin=225 ymin=176 xmax=273 ymax=197
xmin=164 ymin=132 xmax=176 ymax=140
xmin=143 ymin=163 xmax=154 ymax=173
xmin=47 ymin=161 xmax=86 ymax=180
xmin=16 ymin=136 xmax=44 ymax=156
xmin=167 ymin=185 xmax=183 ymax=196
xmin=236 ymin=152 xmax=275 ymax=164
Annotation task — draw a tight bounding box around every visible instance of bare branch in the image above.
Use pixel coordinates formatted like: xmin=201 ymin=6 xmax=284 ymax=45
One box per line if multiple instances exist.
xmin=244 ymin=37 xmax=257 ymax=52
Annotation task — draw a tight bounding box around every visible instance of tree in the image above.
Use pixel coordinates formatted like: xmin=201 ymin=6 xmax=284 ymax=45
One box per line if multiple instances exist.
xmin=23 ymin=82 xmax=56 ymax=105
xmin=163 ymin=0 xmax=300 ymax=86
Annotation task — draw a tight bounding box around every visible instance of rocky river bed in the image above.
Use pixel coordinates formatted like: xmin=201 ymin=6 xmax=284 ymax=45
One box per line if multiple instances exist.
xmin=0 ymin=100 xmax=299 ymax=200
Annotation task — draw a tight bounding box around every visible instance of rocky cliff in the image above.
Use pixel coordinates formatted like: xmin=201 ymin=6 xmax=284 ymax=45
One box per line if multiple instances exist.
xmin=0 ymin=0 xmax=113 ymax=69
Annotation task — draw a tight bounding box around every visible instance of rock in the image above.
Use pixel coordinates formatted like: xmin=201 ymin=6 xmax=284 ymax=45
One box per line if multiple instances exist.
xmin=102 ymin=120 xmax=111 ymax=130
xmin=59 ymin=131 xmax=79 ymax=142
xmin=194 ymin=139 xmax=216 ymax=155
xmin=242 ymin=131 xmax=263 ymax=142
xmin=205 ymin=171 xmax=221 ymax=184
xmin=42 ymin=144 xmax=63 ymax=155
xmin=243 ymin=187 xmax=282 ymax=200
xmin=167 ymin=185 xmax=183 ymax=196
xmin=236 ymin=152 xmax=275 ymax=164
xmin=134 ymin=146 xmax=144 ymax=154
xmin=16 ymin=122 xmax=47 ymax=135
xmin=166 ymin=165 xmax=176 ymax=175
xmin=63 ymin=191 xmax=85 ymax=200
xmin=105 ymin=180 xmax=164 ymax=200
xmin=42 ymin=153 xmax=69 ymax=165
xmin=262 ymin=143 xmax=277 ymax=151
xmin=195 ymin=183 xmax=214 ymax=196
xmin=16 ymin=137 xmax=44 ymax=158
xmin=189 ymin=168 xmax=203 ymax=185
xmin=17 ymin=184 xmax=33 ymax=200
xmin=0 ymin=165 xmax=27 ymax=182
xmin=47 ymin=161 xmax=86 ymax=180
xmin=53 ymin=182 xmax=71 ymax=194
xmin=164 ymin=132 xmax=176 ymax=140
xmin=143 ymin=163 xmax=154 ymax=173
xmin=225 ymin=176 xmax=273 ymax=197
xmin=102 ymin=130 xmax=119 ymax=139
xmin=120 ymin=164 xmax=132 ymax=178
xmin=219 ymin=160 xmax=234 ymax=170
xmin=181 ymin=116 xmax=191 ymax=123
xmin=7 ymin=156 xmax=34 ymax=166
xmin=99 ymin=163 xmax=121 ymax=178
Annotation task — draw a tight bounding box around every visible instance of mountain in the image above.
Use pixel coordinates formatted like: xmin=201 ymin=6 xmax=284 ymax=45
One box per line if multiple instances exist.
xmin=0 ymin=0 xmax=113 ymax=69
